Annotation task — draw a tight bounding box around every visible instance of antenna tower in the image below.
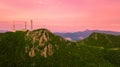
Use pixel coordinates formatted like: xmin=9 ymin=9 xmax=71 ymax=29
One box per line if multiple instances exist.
xmin=31 ymin=20 xmax=33 ymax=30
xmin=13 ymin=22 xmax=15 ymax=31
xmin=25 ymin=22 xmax=27 ymax=30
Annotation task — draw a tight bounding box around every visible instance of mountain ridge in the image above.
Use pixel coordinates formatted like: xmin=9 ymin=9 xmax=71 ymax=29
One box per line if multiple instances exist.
xmin=55 ymin=30 xmax=120 ymax=41
xmin=0 ymin=28 xmax=120 ymax=67
xmin=80 ymin=32 xmax=120 ymax=48
xmin=25 ymin=28 xmax=71 ymax=58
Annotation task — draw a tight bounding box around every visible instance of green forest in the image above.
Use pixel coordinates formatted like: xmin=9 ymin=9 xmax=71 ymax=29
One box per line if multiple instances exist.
xmin=0 ymin=29 xmax=120 ymax=67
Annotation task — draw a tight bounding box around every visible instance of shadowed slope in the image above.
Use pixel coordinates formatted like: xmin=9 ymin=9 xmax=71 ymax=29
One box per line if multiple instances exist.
xmin=0 ymin=29 xmax=119 ymax=67
xmin=80 ymin=32 xmax=120 ymax=48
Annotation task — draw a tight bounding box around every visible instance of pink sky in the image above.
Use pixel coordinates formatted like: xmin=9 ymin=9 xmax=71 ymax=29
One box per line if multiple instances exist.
xmin=0 ymin=0 xmax=120 ymax=32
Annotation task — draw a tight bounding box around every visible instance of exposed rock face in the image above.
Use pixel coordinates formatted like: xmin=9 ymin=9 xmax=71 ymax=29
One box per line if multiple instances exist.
xmin=0 ymin=29 xmax=120 ymax=67
xmin=29 ymin=48 xmax=35 ymax=57
xmin=25 ymin=29 xmax=69 ymax=58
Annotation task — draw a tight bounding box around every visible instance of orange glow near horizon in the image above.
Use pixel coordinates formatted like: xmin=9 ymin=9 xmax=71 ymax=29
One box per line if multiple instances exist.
xmin=0 ymin=0 xmax=120 ymax=32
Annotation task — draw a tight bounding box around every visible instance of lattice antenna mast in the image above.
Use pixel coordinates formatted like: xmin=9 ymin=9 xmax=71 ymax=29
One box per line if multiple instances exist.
xmin=31 ymin=20 xmax=33 ymax=30
xmin=25 ymin=21 xmax=27 ymax=30
xmin=13 ymin=22 xmax=15 ymax=31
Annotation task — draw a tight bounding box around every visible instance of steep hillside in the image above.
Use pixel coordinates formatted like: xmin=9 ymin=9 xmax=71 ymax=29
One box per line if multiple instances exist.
xmin=78 ymin=32 xmax=120 ymax=67
xmin=25 ymin=29 xmax=70 ymax=58
xmin=102 ymin=49 xmax=120 ymax=67
xmin=24 ymin=29 xmax=114 ymax=67
xmin=81 ymin=32 xmax=120 ymax=48
xmin=0 ymin=29 xmax=119 ymax=67
xmin=0 ymin=31 xmax=26 ymax=66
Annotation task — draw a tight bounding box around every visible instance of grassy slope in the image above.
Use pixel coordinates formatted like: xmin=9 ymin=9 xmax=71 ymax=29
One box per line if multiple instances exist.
xmin=0 ymin=30 xmax=119 ymax=67
xmin=81 ymin=32 xmax=120 ymax=48
xmin=0 ymin=31 xmax=27 ymax=66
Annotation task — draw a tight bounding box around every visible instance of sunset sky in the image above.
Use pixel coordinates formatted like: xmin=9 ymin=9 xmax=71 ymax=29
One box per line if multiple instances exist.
xmin=0 ymin=0 xmax=120 ymax=32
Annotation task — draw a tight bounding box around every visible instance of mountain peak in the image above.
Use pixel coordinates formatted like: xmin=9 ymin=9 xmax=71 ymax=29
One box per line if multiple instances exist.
xmin=32 ymin=28 xmax=50 ymax=32
xmin=25 ymin=28 xmax=69 ymax=58
xmin=26 ymin=28 xmax=52 ymax=42
xmin=82 ymin=32 xmax=120 ymax=48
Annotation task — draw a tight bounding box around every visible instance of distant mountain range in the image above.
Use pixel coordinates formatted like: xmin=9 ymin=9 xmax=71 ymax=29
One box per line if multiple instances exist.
xmin=0 ymin=30 xmax=8 ymax=33
xmin=0 ymin=29 xmax=120 ymax=67
xmin=1 ymin=29 xmax=120 ymax=41
xmin=55 ymin=30 xmax=120 ymax=41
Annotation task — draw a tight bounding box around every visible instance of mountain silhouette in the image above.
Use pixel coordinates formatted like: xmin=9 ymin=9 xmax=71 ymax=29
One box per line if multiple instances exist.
xmin=80 ymin=32 xmax=120 ymax=48
xmin=55 ymin=30 xmax=120 ymax=41
xmin=0 ymin=28 xmax=120 ymax=67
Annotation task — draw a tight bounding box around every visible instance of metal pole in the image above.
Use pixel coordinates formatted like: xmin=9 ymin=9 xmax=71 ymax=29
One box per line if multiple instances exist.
xmin=13 ymin=22 xmax=15 ymax=31
xmin=31 ymin=20 xmax=33 ymax=30
xmin=25 ymin=22 xmax=27 ymax=30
